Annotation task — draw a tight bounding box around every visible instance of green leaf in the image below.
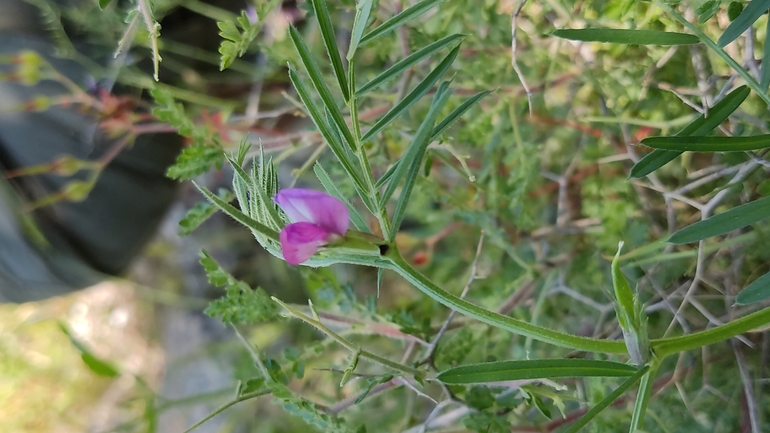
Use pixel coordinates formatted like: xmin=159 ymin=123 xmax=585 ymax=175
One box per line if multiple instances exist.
xmin=356 ymin=33 xmax=464 ymax=97
xmin=289 ymin=26 xmax=356 ymax=149
xmin=761 ymin=17 xmax=770 ymax=89
xmin=736 ymin=269 xmax=770 ymax=304
xmin=611 ymin=242 xmax=636 ymax=331
xmin=313 ymin=162 xmax=371 ymax=232
xmin=311 ymin=0 xmax=349 ymax=101
xmin=193 ymin=182 xmax=280 ymax=241
xmin=728 ymin=1 xmax=745 ymax=20
xmin=669 ymin=195 xmax=770 ymax=244
xmin=641 ymin=134 xmax=770 ymax=152
xmin=551 ymin=28 xmax=699 ymax=45
xmin=271 ymin=382 xmax=355 ymax=433
xmin=59 ymin=324 xmax=120 ymax=377
xmin=431 ymin=90 xmax=491 ymax=139
xmin=347 ymin=0 xmax=374 ymax=60
xmin=218 ymin=10 xmax=260 ymax=70
xmin=288 ymin=67 xmax=367 ymax=193
xmin=201 ymin=250 xmax=280 ymax=323
xmin=98 ymin=0 xmax=112 ymax=9
xmin=386 ymin=82 xmax=453 ymax=236
xmin=717 ymin=0 xmax=770 ymax=47
xmin=166 ymin=143 xmax=225 ymax=180
xmin=564 ymin=366 xmax=649 ymax=433
xmin=359 ymin=0 xmax=448 ymax=47
xmin=178 ymin=189 xmax=235 ymax=236
xmin=361 ymin=46 xmax=459 ymax=142
xmin=629 ymin=85 xmax=750 ymax=178
xmin=437 ymin=359 xmax=637 ymax=384
xmin=697 ymin=0 xmax=721 ymax=24
xmin=81 ymin=352 xmax=120 ymax=377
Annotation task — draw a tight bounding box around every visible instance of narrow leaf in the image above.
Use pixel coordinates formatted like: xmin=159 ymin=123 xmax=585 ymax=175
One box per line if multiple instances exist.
xmin=347 ymin=0 xmax=374 ymax=60
xmin=564 ymin=366 xmax=649 ymax=433
xmin=388 ymin=82 xmax=453 ymax=235
xmin=630 ymin=85 xmax=750 ymax=178
xmin=736 ymin=269 xmax=770 ymax=305
xmin=359 ymin=0 xmax=448 ymax=47
xmin=641 ymin=134 xmax=770 ymax=152
xmin=311 ymin=0 xmax=349 ymax=101
xmin=669 ymin=195 xmax=770 ymax=244
xmin=375 ymin=161 xmax=399 ymax=189
xmin=288 ymin=67 xmax=367 ymax=193
xmin=717 ymin=0 xmax=770 ymax=47
xmin=431 ymin=90 xmax=491 ymax=139
xmin=761 ymin=17 xmax=770 ymax=89
xmin=437 ymin=359 xmax=637 ymax=384
xmin=314 ymin=162 xmax=371 ymax=233
xmin=193 ymin=182 xmax=280 ymax=241
xmin=552 ymin=29 xmax=699 ymax=45
xmin=357 ymin=33 xmax=464 ymax=97
xmin=289 ymin=26 xmax=356 ymax=148
xmin=178 ymin=189 xmax=235 ymax=236
xmin=361 ymin=46 xmax=459 ymax=142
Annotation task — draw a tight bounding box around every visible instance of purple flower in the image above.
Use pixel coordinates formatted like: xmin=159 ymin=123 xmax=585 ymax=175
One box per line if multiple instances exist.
xmin=274 ymin=188 xmax=350 ymax=265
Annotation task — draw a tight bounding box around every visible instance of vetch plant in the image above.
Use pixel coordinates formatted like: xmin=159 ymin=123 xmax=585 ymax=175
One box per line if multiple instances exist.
xmin=274 ymin=188 xmax=350 ymax=265
xmin=151 ymin=0 xmax=770 ymax=431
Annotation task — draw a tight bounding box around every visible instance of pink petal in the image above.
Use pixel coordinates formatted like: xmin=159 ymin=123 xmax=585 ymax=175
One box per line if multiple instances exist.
xmin=274 ymin=188 xmax=349 ymax=236
xmin=279 ymin=222 xmax=332 ymax=265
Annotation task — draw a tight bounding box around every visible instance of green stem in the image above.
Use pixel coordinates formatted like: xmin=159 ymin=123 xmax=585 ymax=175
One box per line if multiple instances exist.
xmin=629 ymin=362 xmax=658 ymax=432
xmin=182 ymin=388 xmax=271 ymax=433
xmin=384 ymin=248 xmax=628 ymax=354
xmin=348 ymin=62 xmax=392 ymax=239
xmin=272 ymin=297 xmax=424 ymax=377
xmin=651 ymin=306 xmax=770 ymax=357
xmin=658 ymin=2 xmax=770 ymax=108
xmin=564 ymin=365 xmax=650 ymax=433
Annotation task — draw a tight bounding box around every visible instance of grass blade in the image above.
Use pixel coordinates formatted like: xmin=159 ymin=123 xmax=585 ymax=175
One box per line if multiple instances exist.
xmin=641 ymin=134 xmax=770 ymax=151
xmin=387 ymin=82 xmax=453 ymax=236
xmin=311 ymin=0 xmax=349 ymax=102
xmin=762 ymin=17 xmax=770 ymax=89
xmin=717 ymin=0 xmax=770 ymax=47
xmin=361 ymin=46 xmax=459 ymax=142
xmin=431 ymin=90 xmax=491 ymax=139
xmin=669 ymin=195 xmax=770 ymax=244
xmin=359 ymin=0 xmax=448 ymax=47
xmin=437 ymin=359 xmax=638 ymax=384
xmin=288 ymin=67 xmax=366 ymax=192
xmin=289 ymin=26 xmax=355 ymax=149
xmin=314 ymin=162 xmax=371 ymax=233
xmin=193 ymin=182 xmax=279 ymax=241
xmin=736 ymin=270 xmax=770 ymax=305
xmin=357 ymin=33 xmax=464 ymax=97
xmin=347 ymin=0 xmax=374 ymax=60
xmin=564 ymin=366 xmax=649 ymax=433
xmin=552 ymin=28 xmax=699 ymax=45
xmin=629 ymin=85 xmax=750 ymax=178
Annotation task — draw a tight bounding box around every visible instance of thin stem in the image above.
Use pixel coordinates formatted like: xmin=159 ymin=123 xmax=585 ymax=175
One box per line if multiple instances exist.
xmin=658 ymin=3 xmax=770 ymax=107
xmin=420 ymin=233 xmax=485 ymax=364
xmin=384 ymin=248 xmax=628 ymax=354
xmin=348 ymin=61 xmax=391 ymax=238
xmin=629 ymin=362 xmax=659 ymax=431
xmin=182 ymin=388 xmax=271 ymax=433
xmin=272 ymin=297 xmax=424 ymax=377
